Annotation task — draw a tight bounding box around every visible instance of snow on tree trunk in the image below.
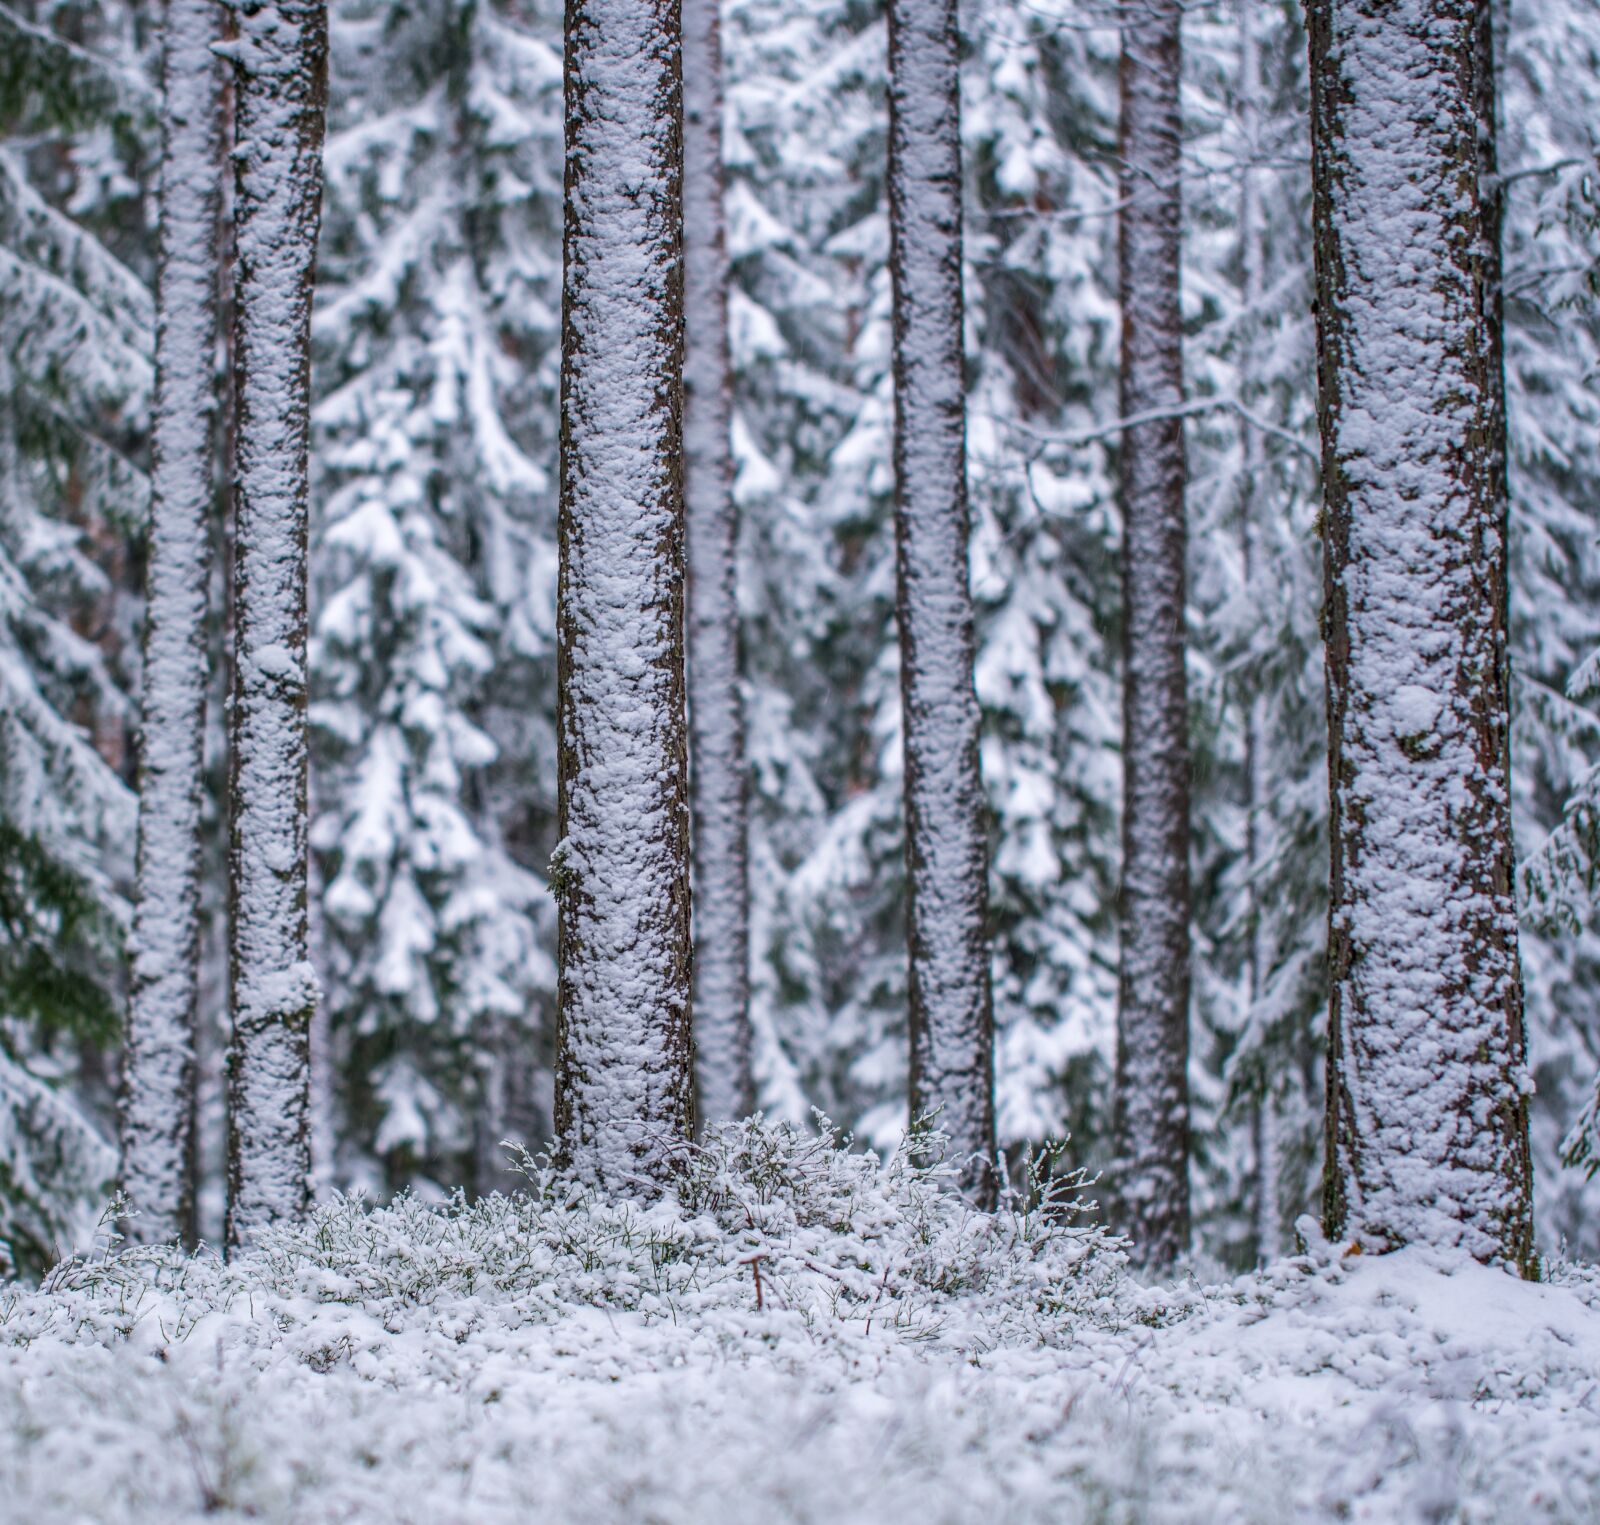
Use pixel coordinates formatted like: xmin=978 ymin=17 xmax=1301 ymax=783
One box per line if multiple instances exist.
xmin=1308 ymin=0 xmax=1535 ymax=1274
xmin=1237 ymin=0 xmax=1278 ymax=1269
xmin=683 ymin=0 xmax=752 ymax=1127
xmin=553 ymin=0 xmax=694 ymax=1191
xmin=1112 ymin=0 xmax=1191 ymax=1267
xmin=117 ymin=0 xmax=223 ymax=1246
xmin=223 ymin=0 xmax=327 ymax=1249
xmin=885 ymin=0 xmax=996 ymax=1205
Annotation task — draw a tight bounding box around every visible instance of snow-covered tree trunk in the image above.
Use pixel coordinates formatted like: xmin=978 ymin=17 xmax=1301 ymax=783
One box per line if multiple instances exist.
xmin=683 ymin=0 xmax=752 ymax=1127
xmin=1237 ymin=0 xmax=1278 ymax=1268
xmin=223 ymin=0 xmax=327 ymax=1248
xmin=885 ymin=0 xmax=996 ymax=1205
xmin=1112 ymin=0 xmax=1191 ymax=1266
xmin=553 ymin=0 xmax=694 ymax=1190
xmin=1308 ymin=0 xmax=1535 ymax=1274
xmin=117 ymin=0 xmax=222 ymax=1246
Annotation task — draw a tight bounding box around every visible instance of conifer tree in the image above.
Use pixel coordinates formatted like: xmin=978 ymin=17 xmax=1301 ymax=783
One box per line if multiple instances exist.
xmin=885 ymin=0 xmax=996 ymax=1201
xmin=1482 ymin=0 xmax=1600 ymax=1251
xmin=224 ymin=0 xmax=328 ymax=1246
xmin=724 ymin=0 xmax=1124 ymax=1164
xmin=309 ymin=0 xmax=562 ymax=1197
xmin=1182 ymin=0 xmax=1325 ymax=1269
xmin=0 ymin=0 xmax=150 ymax=1272
xmin=1308 ymin=0 xmax=1535 ymax=1273
xmin=1112 ymin=0 xmax=1191 ymax=1267
xmin=117 ymin=0 xmax=222 ymax=1245
xmin=553 ymin=0 xmax=694 ymax=1189
xmin=684 ymin=0 xmax=753 ymax=1126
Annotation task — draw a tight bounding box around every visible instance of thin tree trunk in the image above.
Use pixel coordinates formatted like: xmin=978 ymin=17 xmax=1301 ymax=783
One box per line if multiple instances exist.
xmin=1475 ymin=0 xmax=1515 ymax=818
xmin=1236 ymin=0 xmax=1278 ymax=1268
xmin=683 ymin=0 xmax=752 ymax=1128
xmin=223 ymin=0 xmax=328 ymax=1249
xmin=553 ymin=0 xmax=694 ymax=1191
xmin=118 ymin=0 xmax=222 ymax=1246
xmin=1112 ymin=0 xmax=1191 ymax=1268
xmin=885 ymin=0 xmax=996 ymax=1205
xmin=1309 ymin=0 xmax=1535 ymax=1275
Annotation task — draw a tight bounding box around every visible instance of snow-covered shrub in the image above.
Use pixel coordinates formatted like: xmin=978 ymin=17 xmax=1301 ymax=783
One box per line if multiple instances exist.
xmin=8 ymin=1146 xmax=1600 ymax=1522
xmin=1 ymin=1117 xmax=1132 ymax=1361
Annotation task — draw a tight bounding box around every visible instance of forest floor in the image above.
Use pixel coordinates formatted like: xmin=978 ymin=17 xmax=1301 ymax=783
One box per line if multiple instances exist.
xmin=2 ymin=1122 xmax=1598 ymax=1523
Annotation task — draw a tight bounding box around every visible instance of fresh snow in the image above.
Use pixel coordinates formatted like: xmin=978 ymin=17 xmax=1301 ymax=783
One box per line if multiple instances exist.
xmin=3 ymin=1123 xmax=1600 ymax=1522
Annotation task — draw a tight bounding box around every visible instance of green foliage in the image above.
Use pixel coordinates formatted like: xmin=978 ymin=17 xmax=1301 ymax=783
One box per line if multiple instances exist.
xmin=0 ymin=820 xmax=120 ymax=1043
xmin=0 ymin=1 xmax=147 ymax=136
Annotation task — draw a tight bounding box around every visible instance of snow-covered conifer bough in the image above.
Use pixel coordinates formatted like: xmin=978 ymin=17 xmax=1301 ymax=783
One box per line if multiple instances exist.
xmin=1112 ymin=0 xmax=1193 ymax=1270
xmin=1308 ymin=0 xmax=1536 ymax=1275
xmin=117 ymin=0 xmax=223 ymax=1245
xmin=219 ymin=0 xmax=329 ymax=1249
xmin=885 ymin=0 xmax=998 ymax=1207
xmin=683 ymin=0 xmax=755 ymax=1129
xmin=554 ymin=0 xmax=696 ymax=1190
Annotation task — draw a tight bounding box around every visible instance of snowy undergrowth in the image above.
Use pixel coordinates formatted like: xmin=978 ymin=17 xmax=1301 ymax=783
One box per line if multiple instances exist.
xmin=2 ymin=1120 xmax=1600 ymax=1522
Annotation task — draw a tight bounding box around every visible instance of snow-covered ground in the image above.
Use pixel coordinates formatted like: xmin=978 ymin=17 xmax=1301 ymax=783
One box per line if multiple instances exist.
xmin=3 ymin=1122 xmax=1597 ymax=1523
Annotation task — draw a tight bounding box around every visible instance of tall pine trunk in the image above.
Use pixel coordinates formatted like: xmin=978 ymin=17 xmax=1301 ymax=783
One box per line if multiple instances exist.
xmin=1237 ymin=1 xmax=1277 ymax=1266
xmin=553 ymin=0 xmax=694 ymax=1190
xmin=223 ymin=0 xmax=328 ymax=1248
xmin=1112 ymin=0 xmax=1191 ymax=1267
xmin=885 ymin=0 xmax=996 ymax=1204
xmin=118 ymin=0 xmax=223 ymax=1245
xmin=1475 ymin=0 xmax=1511 ymax=735
xmin=1309 ymin=0 xmax=1535 ymax=1274
xmin=683 ymin=0 xmax=752 ymax=1127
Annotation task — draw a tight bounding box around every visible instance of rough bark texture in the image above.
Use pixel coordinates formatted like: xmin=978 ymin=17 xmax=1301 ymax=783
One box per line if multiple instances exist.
xmin=224 ymin=0 xmax=327 ymax=1249
xmin=1474 ymin=0 xmax=1511 ymax=734
xmin=1308 ymin=0 xmax=1535 ymax=1274
xmin=118 ymin=0 xmax=222 ymax=1246
xmin=885 ymin=0 xmax=996 ymax=1205
xmin=683 ymin=0 xmax=753 ymax=1127
xmin=553 ymin=0 xmax=694 ymax=1191
xmin=1111 ymin=0 xmax=1191 ymax=1268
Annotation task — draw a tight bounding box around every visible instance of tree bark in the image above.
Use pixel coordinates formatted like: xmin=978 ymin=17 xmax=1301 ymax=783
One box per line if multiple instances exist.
xmin=223 ymin=0 xmax=327 ymax=1249
xmin=885 ymin=0 xmax=996 ymax=1205
xmin=1309 ymin=0 xmax=1535 ymax=1274
xmin=553 ymin=0 xmax=694 ymax=1191
xmin=1237 ymin=0 xmax=1276 ymax=1267
xmin=1112 ymin=0 xmax=1192 ymax=1268
xmin=118 ymin=0 xmax=222 ymax=1246
xmin=683 ymin=0 xmax=752 ymax=1128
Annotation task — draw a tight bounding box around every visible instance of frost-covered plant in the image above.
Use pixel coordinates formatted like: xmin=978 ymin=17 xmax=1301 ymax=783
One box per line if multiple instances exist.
xmin=1 ymin=1117 xmax=1132 ymax=1360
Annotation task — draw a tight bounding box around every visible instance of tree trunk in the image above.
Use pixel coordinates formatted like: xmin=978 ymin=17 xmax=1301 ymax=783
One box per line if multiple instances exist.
xmin=1309 ymin=0 xmax=1535 ymax=1274
xmin=223 ymin=0 xmax=327 ymax=1249
xmin=1475 ymin=0 xmax=1514 ymax=810
xmin=553 ymin=0 xmax=694 ymax=1191
xmin=118 ymin=0 xmax=222 ymax=1246
xmin=1237 ymin=0 xmax=1278 ymax=1268
xmin=1112 ymin=0 xmax=1191 ymax=1267
xmin=885 ymin=0 xmax=996 ymax=1205
xmin=683 ymin=0 xmax=752 ymax=1128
